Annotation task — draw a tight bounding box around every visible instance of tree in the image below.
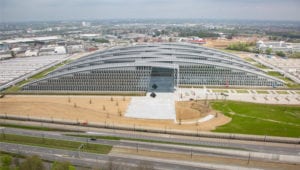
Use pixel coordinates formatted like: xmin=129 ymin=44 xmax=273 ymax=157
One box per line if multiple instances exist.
xmin=276 ymin=51 xmax=286 ymax=57
xmin=92 ymin=38 xmax=109 ymax=43
xmin=10 ymin=51 xmax=16 ymax=58
xmin=19 ymin=155 xmax=45 ymax=170
xmin=51 ymin=161 xmax=76 ymax=170
xmin=1 ymin=155 xmax=12 ymax=169
xmin=118 ymin=109 xmax=122 ymax=116
xmin=265 ymin=48 xmax=272 ymax=55
xmin=226 ymin=42 xmax=252 ymax=52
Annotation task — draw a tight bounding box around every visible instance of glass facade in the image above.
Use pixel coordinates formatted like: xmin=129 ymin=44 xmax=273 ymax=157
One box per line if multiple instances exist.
xmin=22 ymin=43 xmax=284 ymax=92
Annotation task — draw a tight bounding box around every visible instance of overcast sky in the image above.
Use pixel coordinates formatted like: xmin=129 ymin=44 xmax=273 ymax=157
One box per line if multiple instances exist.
xmin=1 ymin=0 xmax=300 ymax=22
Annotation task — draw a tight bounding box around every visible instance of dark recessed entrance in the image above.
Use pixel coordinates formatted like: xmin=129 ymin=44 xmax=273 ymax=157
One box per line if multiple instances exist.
xmin=148 ymin=67 xmax=176 ymax=92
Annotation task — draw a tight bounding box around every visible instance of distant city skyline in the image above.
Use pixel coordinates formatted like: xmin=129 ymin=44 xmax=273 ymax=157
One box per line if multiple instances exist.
xmin=1 ymin=0 xmax=300 ymax=22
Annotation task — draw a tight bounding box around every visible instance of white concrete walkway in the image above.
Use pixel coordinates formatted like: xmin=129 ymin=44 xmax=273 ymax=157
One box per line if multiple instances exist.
xmin=125 ymin=92 xmax=176 ymax=120
xmin=177 ymin=88 xmax=300 ymax=105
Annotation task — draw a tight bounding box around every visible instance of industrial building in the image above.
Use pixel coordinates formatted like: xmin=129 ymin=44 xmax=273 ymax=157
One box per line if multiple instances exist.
xmin=22 ymin=43 xmax=284 ymax=92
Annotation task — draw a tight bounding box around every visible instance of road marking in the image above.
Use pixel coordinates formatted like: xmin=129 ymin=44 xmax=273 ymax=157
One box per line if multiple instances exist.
xmin=86 ymin=131 xmax=106 ymax=135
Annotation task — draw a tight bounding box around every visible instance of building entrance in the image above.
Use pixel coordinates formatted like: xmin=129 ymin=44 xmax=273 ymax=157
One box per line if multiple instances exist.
xmin=148 ymin=67 xmax=176 ymax=92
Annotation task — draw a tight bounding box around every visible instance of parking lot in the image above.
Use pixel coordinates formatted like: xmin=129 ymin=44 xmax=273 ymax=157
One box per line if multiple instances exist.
xmin=177 ymin=88 xmax=300 ymax=105
xmin=0 ymin=55 xmax=68 ymax=89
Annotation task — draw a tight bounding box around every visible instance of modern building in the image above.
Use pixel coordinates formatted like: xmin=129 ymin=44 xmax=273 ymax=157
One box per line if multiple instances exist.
xmin=22 ymin=43 xmax=284 ymax=92
xmin=256 ymin=40 xmax=300 ymax=53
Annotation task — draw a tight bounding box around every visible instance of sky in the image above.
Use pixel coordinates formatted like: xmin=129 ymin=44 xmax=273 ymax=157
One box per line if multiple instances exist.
xmin=0 ymin=0 xmax=300 ymax=22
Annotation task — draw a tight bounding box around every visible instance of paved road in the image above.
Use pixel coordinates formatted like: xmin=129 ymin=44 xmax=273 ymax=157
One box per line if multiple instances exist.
xmin=1 ymin=127 xmax=242 ymax=159
xmin=1 ymin=142 xmax=239 ymax=170
xmin=2 ymin=127 xmax=300 ymax=157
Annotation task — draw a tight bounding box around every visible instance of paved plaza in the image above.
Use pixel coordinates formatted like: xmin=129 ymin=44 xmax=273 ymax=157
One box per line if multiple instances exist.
xmin=177 ymin=88 xmax=300 ymax=105
xmin=125 ymin=92 xmax=176 ymax=120
xmin=126 ymin=88 xmax=299 ymax=120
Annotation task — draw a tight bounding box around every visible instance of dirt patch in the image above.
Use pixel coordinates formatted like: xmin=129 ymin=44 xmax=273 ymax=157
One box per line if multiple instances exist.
xmin=176 ymin=100 xmax=211 ymax=121
xmin=111 ymin=147 xmax=300 ymax=170
xmin=0 ymin=95 xmax=230 ymax=131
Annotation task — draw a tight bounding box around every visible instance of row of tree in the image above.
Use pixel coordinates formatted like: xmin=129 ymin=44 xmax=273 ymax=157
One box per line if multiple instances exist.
xmin=226 ymin=42 xmax=289 ymax=57
xmin=1 ymin=155 xmax=75 ymax=170
xmin=1 ymin=154 xmax=155 ymax=170
xmin=226 ymin=42 xmax=255 ymax=52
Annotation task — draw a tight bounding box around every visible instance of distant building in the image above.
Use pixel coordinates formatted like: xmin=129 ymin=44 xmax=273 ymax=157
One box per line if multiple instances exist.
xmin=188 ymin=37 xmax=206 ymax=44
xmin=25 ymin=50 xmax=38 ymax=57
xmin=81 ymin=21 xmax=91 ymax=27
xmin=39 ymin=46 xmax=66 ymax=56
xmin=0 ymin=36 xmax=61 ymax=45
xmin=256 ymin=40 xmax=299 ymax=53
xmin=67 ymin=45 xmax=84 ymax=54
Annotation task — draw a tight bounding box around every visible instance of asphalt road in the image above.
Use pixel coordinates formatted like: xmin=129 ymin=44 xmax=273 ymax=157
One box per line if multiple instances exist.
xmin=1 ymin=127 xmax=240 ymax=159
xmin=2 ymin=127 xmax=300 ymax=169
xmin=0 ymin=142 xmax=220 ymax=170
xmin=2 ymin=127 xmax=300 ymax=157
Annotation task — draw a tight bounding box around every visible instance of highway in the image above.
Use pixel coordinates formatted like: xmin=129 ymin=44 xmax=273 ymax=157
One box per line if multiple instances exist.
xmin=1 ymin=119 xmax=300 ymax=156
xmin=2 ymin=142 xmax=254 ymax=170
xmin=0 ymin=127 xmax=246 ymax=159
xmin=1 ymin=124 xmax=300 ymax=169
xmin=1 ymin=127 xmax=300 ymax=162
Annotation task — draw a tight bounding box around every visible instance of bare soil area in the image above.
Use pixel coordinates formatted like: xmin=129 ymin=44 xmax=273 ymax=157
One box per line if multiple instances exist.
xmin=176 ymin=100 xmax=211 ymax=121
xmin=111 ymin=147 xmax=300 ymax=170
xmin=0 ymin=95 xmax=230 ymax=131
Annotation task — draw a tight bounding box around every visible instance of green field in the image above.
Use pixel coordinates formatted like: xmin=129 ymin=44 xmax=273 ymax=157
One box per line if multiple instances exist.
xmin=0 ymin=123 xmax=81 ymax=132
xmin=211 ymin=101 xmax=300 ymax=137
xmin=276 ymin=91 xmax=289 ymax=94
xmin=267 ymin=71 xmax=300 ymax=88
xmin=256 ymin=90 xmax=269 ymax=94
xmin=235 ymin=89 xmax=249 ymax=93
xmin=0 ymin=134 xmax=112 ymax=154
xmin=244 ymin=58 xmax=256 ymax=63
xmin=254 ymin=63 xmax=269 ymax=69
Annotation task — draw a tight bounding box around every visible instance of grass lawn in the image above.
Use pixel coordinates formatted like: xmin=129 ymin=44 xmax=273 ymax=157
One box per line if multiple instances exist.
xmin=256 ymin=90 xmax=269 ymax=94
xmin=211 ymin=101 xmax=300 ymax=137
xmin=254 ymin=63 xmax=269 ymax=69
xmin=244 ymin=58 xmax=255 ymax=63
xmin=0 ymin=151 xmax=25 ymax=158
xmin=236 ymin=89 xmax=249 ymax=93
xmin=0 ymin=134 xmax=112 ymax=154
xmin=267 ymin=71 xmax=300 ymax=88
xmin=212 ymin=89 xmax=228 ymax=93
xmin=276 ymin=91 xmax=289 ymax=94
xmin=0 ymin=123 xmax=81 ymax=132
